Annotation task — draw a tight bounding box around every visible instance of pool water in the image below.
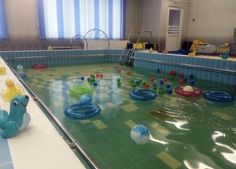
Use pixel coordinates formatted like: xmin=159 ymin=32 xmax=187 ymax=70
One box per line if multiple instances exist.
xmin=25 ymin=63 xmax=236 ymax=169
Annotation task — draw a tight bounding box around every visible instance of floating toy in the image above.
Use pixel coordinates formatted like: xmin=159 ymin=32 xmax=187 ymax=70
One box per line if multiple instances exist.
xmin=179 ymin=78 xmax=184 ymax=85
xmin=152 ymin=83 xmax=158 ymax=91
xmin=130 ymin=124 xmax=149 ymax=145
xmin=17 ymin=65 xmax=23 ymax=71
xmin=190 ymin=79 xmax=195 ymax=86
xmin=169 ymin=70 xmax=176 ymax=76
xmin=149 ymin=76 xmax=156 ymax=82
xmin=0 ymin=95 xmax=30 ymax=138
xmin=180 ymin=74 xmax=184 ymax=79
xmin=144 ymin=83 xmax=151 ymax=89
xmin=16 ymin=65 xmax=27 ymax=79
xmin=117 ymin=79 xmax=121 ymax=87
xmin=175 ymin=85 xmax=202 ymax=97
xmin=135 ymin=79 xmax=142 ymax=85
xmin=93 ymin=82 xmax=98 ymax=87
xmin=163 ymin=77 xmax=169 ymax=82
xmin=69 ymin=84 xmax=93 ymax=98
xmin=158 ymin=86 xmax=165 ymax=95
xmin=32 ymin=64 xmax=48 ymax=69
xmin=166 ymin=84 xmax=173 ymax=94
xmin=203 ymin=91 xmax=234 ymax=103
xmin=130 ymin=89 xmax=157 ymax=101
xmin=130 ymin=80 xmax=137 ymax=88
xmin=80 ymin=76 xmax=85 ymax=80
xmin=0 ymin=66 xmax=6 ymax=75
xmin=64 ymin=94 xmax=100 ymax=120
xmin=79 ymin=94 xmax=92 ymax=104
xmin=3 ymin=79 xmax=23 ymax=102
xmin=90 ymin=74 xmax=95 ymax=79
xmin=159 ymin=80 xmax=164 ymax=85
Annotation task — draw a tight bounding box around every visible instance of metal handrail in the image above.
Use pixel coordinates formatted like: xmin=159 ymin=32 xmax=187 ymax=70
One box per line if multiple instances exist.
xmin=119 ymin=30 xmax=155 ymax=66
xmin=70 ymin=34 xmax=88 ymax=50
xmin=9 ymin=68 xmax=100 ymax=169
xmin=84 ymin=28 xmax=110 ymax=49
xmin=119 ymin=30 xmax=140 ymax=63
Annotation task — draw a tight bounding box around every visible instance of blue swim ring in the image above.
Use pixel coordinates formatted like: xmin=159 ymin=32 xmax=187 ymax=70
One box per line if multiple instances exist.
xmin=130 ymin=89 xmax=157 ymax=101
xmin=64 ymin=103 xmax=101 ymax=120
xmin=203 ymin=91 xmax=234 ymax=103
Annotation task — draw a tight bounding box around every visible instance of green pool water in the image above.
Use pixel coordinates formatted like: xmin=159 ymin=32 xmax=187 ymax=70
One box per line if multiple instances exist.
xmin=25 ymin=63 xmax=236 ymax=169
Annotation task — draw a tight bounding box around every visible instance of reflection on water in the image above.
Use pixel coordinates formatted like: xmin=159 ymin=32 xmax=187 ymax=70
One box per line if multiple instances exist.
xmin=25 ymin=63 xmax=236 ymax=169
xmin=165 ymin=120 xmax=189 ymax=131
xmin=149 ymin=134 xmax=169 ymax=145
xmin=212 ymin=131 xmax=236 ymax=165
xmin=184 ymin=160 xmax=215 ymax=169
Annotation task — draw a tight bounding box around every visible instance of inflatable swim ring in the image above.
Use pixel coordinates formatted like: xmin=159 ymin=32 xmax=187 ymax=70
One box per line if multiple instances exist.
xmin=69 ymin=84 xmax=93 ymax=98
xmin=32 ymin=64 xmax=48 ymax=69
xmin=130 ymin=89 xmax=157 ymax=101
xmin=175 ymin=85 xmax=202 ymax=97
xmin=203 ymin=91 xmax=234 ymax=103
xmin=64 ymin=103 xmax=101 ymax=120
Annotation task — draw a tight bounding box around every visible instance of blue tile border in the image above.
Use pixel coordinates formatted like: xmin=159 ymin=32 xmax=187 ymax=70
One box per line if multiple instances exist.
xmin=0 ymin=49 xmax=123 ymax=69
xmin=0 ymin=137 xmax=13 ymax=169
xmin=1 ymin=49 xmax=236 ymax=84
xmin=133 ymin=52 xmax=236 ymax=85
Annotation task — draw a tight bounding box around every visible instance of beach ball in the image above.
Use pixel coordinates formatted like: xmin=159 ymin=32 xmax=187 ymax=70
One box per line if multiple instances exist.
xmin=79 ymin=94 xmax=92 ymax=104
xmin=17 ymin=65 xmax=23 ymax=71
xmin=130 ymin=124 xmax=150 ymax=145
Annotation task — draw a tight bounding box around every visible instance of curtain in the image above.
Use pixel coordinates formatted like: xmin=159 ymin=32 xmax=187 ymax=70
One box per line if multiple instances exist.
xmin=0 ymin=0 xmax=8 ymax=39
xmin=38 ymin=0 xmax=125 ymax=39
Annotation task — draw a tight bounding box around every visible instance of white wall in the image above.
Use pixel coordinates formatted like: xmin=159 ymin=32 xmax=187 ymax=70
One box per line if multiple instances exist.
xmin=5 ymin=0 xmax=39 ymax=39
xmin=125 ymin=0 xmax=141 ymax=38
xmin=141 ymin=0 xmax=162 ymax=41
xmin=187 ymin=0 xmax=236 ymax=44
xmin=140 ymin=0 xmax=191 ymax=51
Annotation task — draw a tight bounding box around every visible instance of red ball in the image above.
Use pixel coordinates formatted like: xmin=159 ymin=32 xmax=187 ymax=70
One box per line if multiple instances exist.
xmin=96 ymin=74 xmax=100 ymax=78
xmin=172 ymin=71 xmax=177 ymax=76
xmin=179 ymin=79 xmax=184 ymax=85
xmin=149 ymin=76 xmax=156 ymax=82
xmin=163 ymin=77 xmax=168 ymax=82
xmin=99 ymin=74 xmax=103 ymax=78
xmin=144 ymin=83 xmax=150 ymax=89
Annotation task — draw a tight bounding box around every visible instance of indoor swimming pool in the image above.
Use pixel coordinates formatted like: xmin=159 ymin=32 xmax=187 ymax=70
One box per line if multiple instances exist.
xmin=24 ymin=63 xmax=236 ymax=169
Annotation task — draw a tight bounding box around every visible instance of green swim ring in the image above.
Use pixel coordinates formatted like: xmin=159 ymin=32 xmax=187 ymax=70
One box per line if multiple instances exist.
xmin=69 ymin=84 xmax=93 ymax=98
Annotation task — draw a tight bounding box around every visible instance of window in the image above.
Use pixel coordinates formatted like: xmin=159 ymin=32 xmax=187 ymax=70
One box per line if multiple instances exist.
xmin=0 ymin=0 xmax=7 ymax=39
xmin=38 ymin=0 xmax=125 ymax=39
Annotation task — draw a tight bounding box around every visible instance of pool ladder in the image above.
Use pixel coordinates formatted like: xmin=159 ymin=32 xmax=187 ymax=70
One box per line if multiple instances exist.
xmin=119 ymin=30 xmax=154 ymax=66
